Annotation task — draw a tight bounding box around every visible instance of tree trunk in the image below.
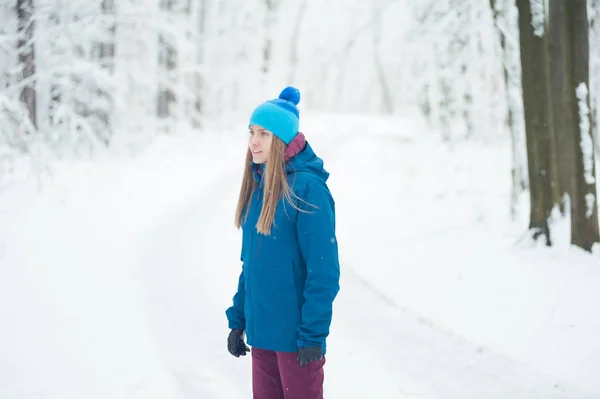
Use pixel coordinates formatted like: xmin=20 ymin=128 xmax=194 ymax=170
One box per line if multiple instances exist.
xmin=157 ymin=0 xmax=176 ymax=119
xmin=97 ymin=0 xmax=115 ymax=143
xmin=262 ymin=0 xmax=277 ymax=75
xmin=100 ymin=0 xmax=116 ymax=65
xmin=192 ymin=0 xmax=207 ymax=120
xmin=372 ymin=3 xmax=393 ymax=114
xmin=568 ymin=0 xmax=600 ymax=251
xmin=47 ymin=11 xmax=61 ymax=129
xmin=287 ymin=1 xmax=306 ymax=84
xmin=589 ymin=0 xmax=600 ymax=156
xmin=17 ymin=0 xmax=36 ymax=129
xmin=517 ymin=0 xmax=560 ymax=245
xmin=490 ymin=0 xmax=528 ymax=219
xmin=548 ymin=0 xmax=576 ymax=209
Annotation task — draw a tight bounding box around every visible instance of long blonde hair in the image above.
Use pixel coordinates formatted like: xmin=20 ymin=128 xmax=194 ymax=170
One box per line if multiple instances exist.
xmin=235 ymin=135 xmax=301 ymax=235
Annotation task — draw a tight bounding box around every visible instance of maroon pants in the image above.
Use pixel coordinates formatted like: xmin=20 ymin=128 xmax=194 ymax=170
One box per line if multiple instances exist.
xmin=251 ymin=347 xmax=325 ymax=399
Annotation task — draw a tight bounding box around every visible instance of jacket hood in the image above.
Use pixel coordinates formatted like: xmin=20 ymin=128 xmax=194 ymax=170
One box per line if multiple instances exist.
xmin=285 ymin=141 xmax=329 ymax=183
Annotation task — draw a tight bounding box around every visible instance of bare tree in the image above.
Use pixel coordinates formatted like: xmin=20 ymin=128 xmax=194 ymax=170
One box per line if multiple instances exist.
xmin=94 ymin=0 xmax=116 ymax=143
xmin=287 ymin=1 xmax=306 ymax=84
xmin=590 ymin=0 xmax=600 ymax=155
xmin=17 ymin=0 xmax=36 ymax=129
xmin=516 ymin=0 xmax=599 ymax=250
xmin=372 ymin=2 xmax=393 ymax=114
xmin=490 ymin=0 xmax=528 ymax=218
xmin=516 ymin=0 xmax=560 ymax=245
xmin=568 ymin=0 xmax=600 ymax=251
xmin=548 ymin=0 xmax=574 ymax=210
xmin=190 ymin=0 xmax=207 ymax=124
xmin=262 ymin=0 xmax=278 ymax=76
xmin=157 ymin=0 xmax=177 ymax=119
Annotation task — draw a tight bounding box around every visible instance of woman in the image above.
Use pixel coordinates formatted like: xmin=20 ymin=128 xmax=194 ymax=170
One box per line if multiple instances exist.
xmin=225 ymin=86 xmax=340 ymax=399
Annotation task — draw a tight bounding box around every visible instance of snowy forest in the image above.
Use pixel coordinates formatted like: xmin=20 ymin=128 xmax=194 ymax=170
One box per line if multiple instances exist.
xmin=2 ymin=0 xmax=600 ymax=251
xmin=4 ymin=1 xmax=600 ymax=398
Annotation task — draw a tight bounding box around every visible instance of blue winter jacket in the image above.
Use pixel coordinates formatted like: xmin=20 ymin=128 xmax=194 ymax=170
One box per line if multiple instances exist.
xmin=226 ymin=141 xmax=340 ymax=353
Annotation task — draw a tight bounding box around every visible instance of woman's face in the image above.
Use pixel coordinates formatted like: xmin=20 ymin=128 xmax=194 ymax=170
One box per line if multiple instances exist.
xmin=249 ymin=125 xmax=273 ymax=164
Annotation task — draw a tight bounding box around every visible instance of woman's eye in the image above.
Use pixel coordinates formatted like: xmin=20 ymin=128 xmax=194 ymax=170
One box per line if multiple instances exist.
xmin=261 ymin=131 xmax=268 ymax=136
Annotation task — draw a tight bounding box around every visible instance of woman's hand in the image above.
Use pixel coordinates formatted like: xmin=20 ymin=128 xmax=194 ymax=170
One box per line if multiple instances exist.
xmin=227 ymin=328 xmax=250 ymax=357
xmin=297 ymin=346 xmax=323 ymax=367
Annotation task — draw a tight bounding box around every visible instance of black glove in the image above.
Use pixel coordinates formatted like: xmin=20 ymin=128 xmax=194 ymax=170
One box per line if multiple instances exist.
xmin=227 ymin=329 xmax=250 ymax=358
xmin=297 ymin=346 xmax=323 ymax=367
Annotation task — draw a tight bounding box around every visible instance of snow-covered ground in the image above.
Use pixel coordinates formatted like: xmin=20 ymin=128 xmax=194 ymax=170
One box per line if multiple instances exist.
xmin=1 ymin=112 xmax=599 ymax=398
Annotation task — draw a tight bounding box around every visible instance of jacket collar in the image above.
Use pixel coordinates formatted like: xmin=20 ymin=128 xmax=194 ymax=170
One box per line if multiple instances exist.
xmin=284 ymin=132 xmax=306 ymax=160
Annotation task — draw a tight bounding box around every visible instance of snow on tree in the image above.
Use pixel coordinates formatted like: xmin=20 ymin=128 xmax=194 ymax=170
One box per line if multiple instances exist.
xmin=406 ymin=0 xmax=505 ymax=141
xmin=577 ymin=83 xmax=594 ymax=187
xmin=576 ymin=81 xmax=596 ymax=222
xmin=529 ymin=0 xmax=546 ymax=37
xmin=490 ymin=0 xmax=528 ymax=218
xmin=1 ymin=0 xmax=599 ymax=250
xmin=570 ymin=1 xmax=599 ymax=251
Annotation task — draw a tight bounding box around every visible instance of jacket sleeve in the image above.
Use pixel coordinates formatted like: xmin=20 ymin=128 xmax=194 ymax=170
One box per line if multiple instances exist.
xmin=226 ymin=269 xmax=246 ymax=330
xmin=296 ymin=180 xmax=340 ymax=348
xmin=226 ymin=245 xmax=246 ymax=330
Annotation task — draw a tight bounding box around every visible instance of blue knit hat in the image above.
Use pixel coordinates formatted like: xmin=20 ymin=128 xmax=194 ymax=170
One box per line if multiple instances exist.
xmin=249 ymin=87 xmax=300 ymax=145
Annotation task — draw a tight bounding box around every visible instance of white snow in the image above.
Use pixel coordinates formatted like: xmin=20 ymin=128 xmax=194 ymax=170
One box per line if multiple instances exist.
xmin=530 ymin=0 xmax=545 ymax=37
xmin=577 ymin=83 xmax=596 ymax=189
xmin=2 ymin=112 xmax=600 ymax=398
xmin=586 ymin=193 xmax=596 ymax=218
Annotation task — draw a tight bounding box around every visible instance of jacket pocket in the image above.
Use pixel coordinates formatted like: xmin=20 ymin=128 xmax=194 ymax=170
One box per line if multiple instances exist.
xmin=257 ymin=257 xmax=299 ymax=319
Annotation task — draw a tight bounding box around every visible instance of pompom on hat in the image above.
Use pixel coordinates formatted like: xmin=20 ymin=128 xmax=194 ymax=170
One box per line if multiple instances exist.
xmin=249 ymin=87 xmax=301 ymax=145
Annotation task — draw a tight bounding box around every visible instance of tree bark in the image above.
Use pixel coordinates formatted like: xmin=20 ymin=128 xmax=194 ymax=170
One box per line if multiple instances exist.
xmin=548 ymin=0 xmax=575 ymax=208
xmin=589 ymin=0 xmax=600 ymax=155
xmin=17 ymin=0 xmax=36 ymax=129
xmin=568 ymin=0 xmax=600 ymax=251
xmin=517 ymin=0 xmax=560 ymax=245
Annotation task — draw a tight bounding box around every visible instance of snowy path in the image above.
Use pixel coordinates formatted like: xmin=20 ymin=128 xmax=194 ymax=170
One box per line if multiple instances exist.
xmin=135 ymin=132 xmax=598 ymax=399
xmin=134 ymin=166 xmax=249 ymax=398
xmin=332 ymin=265 xmax=596 ymax=398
